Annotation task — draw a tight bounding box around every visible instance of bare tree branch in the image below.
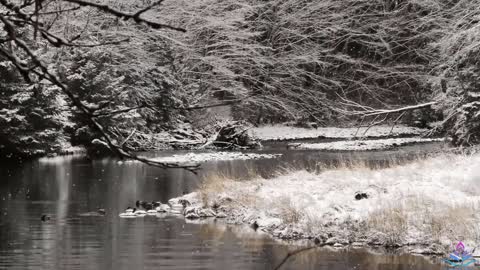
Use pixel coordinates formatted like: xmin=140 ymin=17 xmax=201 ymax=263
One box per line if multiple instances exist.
xmin=185 ymin=95 xmax=254 ymax=110
xmin=93 ymin=104 xmax=147 ymax=117
xmin=132 ymin=0 xmax=165 ymax=18
xmin=62 ymin=0 xmax=186 ymax=32
xmin=336 ymin=94 xmax=437 ymax=117
xmin=273 ymin=244 xmax=327 ymax=270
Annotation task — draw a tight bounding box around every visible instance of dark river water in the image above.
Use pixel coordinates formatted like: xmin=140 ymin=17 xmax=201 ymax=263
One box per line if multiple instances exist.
xmin=0 ymin=143 xmax=449 ymax=269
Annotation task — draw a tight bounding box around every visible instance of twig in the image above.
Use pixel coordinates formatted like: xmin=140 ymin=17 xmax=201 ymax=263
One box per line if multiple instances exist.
xmin=273 ymin=244 xmax=328 ymax=270
xmin=62 ymin=0 xmax=186 ymax=32
xmin=92 ymin=104 xmax=146 ymax=117
xmin=120 ymin=129 xmax=136 ymax=147
xmin=185 ymin=95 xmax=255 ymax=110
xmin=362 ymin=113 xmax=389 ymax=138
xmin=388 ymin=111 xmax=407 ymax=135
xmin=132 ymin=0 xmax=165 ymax=18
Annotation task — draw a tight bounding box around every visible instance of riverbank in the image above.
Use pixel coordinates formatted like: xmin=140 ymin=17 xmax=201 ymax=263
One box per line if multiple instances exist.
xmin=166 ymin=152 xmax=480 ymax=255
xmin=289 ymin=137 xmax=444 ymax=151
xmin=4 ymin=123 xmax=437 ymax=161
xmin=251 ymin=125 xmax=429 ymax=141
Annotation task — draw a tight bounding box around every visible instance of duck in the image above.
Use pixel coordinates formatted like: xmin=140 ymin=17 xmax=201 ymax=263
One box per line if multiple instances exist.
xmin=136 ymin=200 xmax=154 ymax=211
xmin=144 ymin=203 xmax=153 ymax=210
xmin=119 ymin=207 xmax=137 ymax=218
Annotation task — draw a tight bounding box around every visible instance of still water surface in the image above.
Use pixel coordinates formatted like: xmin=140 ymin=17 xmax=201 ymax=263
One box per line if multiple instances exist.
xmin=0 ymin=145 xmax=447 ymax=269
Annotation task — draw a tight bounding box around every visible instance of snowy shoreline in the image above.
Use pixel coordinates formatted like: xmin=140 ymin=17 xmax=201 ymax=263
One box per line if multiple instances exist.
xmin=289 ymin=137 xmax=445 ymax=151
xmin=164 ymin=152 xmax=480 ymax=255
xmin=251 ymin=125 xmax=429 ymax=141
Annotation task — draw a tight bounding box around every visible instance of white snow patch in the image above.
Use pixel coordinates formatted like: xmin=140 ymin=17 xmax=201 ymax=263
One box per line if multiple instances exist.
xmin=467 ymin=91 xmax=480 ymax=98
xmin=291 ymin=137 xmax=444 ymax=151
xmin=251 ymin=125 xmax=428 ymax=141
xmin=38 ymin=152 xmax=84 ymax=163
xmin=148 ymin=152 xmax=281 ymax=164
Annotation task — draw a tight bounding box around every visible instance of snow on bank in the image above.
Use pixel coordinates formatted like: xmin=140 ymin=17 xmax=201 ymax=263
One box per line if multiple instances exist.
xmin=290 ymin=137 xmax=444 ymax=151
xmin=168 ymin=153 xmax=480 ymax=253
xmin=146 ymin=152 xmax=281 ymax=164
xmin=251 ymin=125 xmax=428 ymax=141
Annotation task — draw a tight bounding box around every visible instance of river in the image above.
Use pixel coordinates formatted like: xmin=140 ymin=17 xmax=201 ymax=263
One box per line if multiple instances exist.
xmin=0 ymin=143 xmax=447 ymax=269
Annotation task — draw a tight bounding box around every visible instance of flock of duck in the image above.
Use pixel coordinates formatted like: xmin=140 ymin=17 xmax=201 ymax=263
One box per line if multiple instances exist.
xmin=118 ymin=200 xmax=175 ymax=218
xmin=40 ymin=200 xmax=178 ymax=221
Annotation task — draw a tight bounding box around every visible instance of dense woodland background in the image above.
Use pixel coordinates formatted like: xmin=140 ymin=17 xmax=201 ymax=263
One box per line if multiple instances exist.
xmin=1 ymin=0 xmax=480 ymax=158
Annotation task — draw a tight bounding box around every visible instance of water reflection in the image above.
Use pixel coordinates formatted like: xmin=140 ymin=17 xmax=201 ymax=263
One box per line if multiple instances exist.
xmin=0 ymin=146 xmax=447 ymax=269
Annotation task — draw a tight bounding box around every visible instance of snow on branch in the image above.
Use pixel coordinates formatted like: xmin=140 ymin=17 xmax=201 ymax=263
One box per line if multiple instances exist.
xmin=63 ymin=0 xmax=185 ymax=32
xmin=337 ymin=95 xmax=437 ymax=117
xmin=335 ymin=96 xmax=437 ymax=137
xmin=0 ymin=1 xmax=197 ymax=172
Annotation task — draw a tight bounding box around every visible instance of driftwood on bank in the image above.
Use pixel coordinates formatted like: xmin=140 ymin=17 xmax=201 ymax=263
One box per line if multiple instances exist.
xmin=199 ymin=121 xmax=261 ymax=150
xmin=105 ymin=121 xmax=261 ymax=151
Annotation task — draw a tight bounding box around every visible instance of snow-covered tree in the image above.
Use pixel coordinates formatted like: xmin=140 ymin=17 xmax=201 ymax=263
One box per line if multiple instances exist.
xmin=0 ymin=0 xmax=197 ymax=169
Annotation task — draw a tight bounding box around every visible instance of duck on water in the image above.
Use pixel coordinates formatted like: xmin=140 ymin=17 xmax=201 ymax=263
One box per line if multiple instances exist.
xmin=119 ymin=207 xmax=137 ymax=218
xmin=138 ymin=200 xmax=169 ymax=214
xmin=118 ymin=206 xmax=154 ymax=217
xmin=119 ymin=201 xmax=172 ymax=218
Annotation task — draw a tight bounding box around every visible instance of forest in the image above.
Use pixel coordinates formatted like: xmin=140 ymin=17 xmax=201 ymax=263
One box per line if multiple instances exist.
xmin=1 ymin=0 xmax=480 ymax=159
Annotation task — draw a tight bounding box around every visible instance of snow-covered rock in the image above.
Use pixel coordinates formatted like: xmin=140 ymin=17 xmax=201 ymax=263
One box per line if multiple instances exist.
xmin=198 ymin=208 xmax=216 ymax=217
xmin=216 ymin=212 xmax=227 ymax=218
xmin=183 ymin=206 xmax=217 ymax=219
xmin=185 ymin=212 xmax=200 ymax=219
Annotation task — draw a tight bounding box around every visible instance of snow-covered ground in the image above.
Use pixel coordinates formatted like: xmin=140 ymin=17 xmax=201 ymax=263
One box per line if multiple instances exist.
xmin=290 ymin=137 xmax=444 ymax=151
xmin=145 ymin=152 xmax=281 ymax=164
xmin=251 ymin=125 xmax=428 ymax=141
xmin=166 ymin=153 xmax=480 ymax=254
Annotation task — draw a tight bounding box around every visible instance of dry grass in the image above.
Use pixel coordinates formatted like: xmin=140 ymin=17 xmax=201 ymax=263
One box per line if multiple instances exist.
xmin=276 ymin=153 xmax=429 ymax=178
xmin=236 ymin=192 xmax=260 ymax=208
xmin=427 ymin=204 xmax=480 ymax=243
xmin=302 ymin=212 xmax=325 ymax=236
xmin=368 ymin=206 xmax=408 ymax=246
xmin=367 ymin=194 xmax=480 ymax=247
xmin=275 ymin=158 xmax=374 ymax=176
xmin=277 ymin=196 xmax=303 ymax=224
xmin=401 ymin=194 xmax=480 ymax=240
xmin=198 ymin=168 xmax=263 ymax=207
xmin=198 ymin=173 xmax=230 ymax=207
